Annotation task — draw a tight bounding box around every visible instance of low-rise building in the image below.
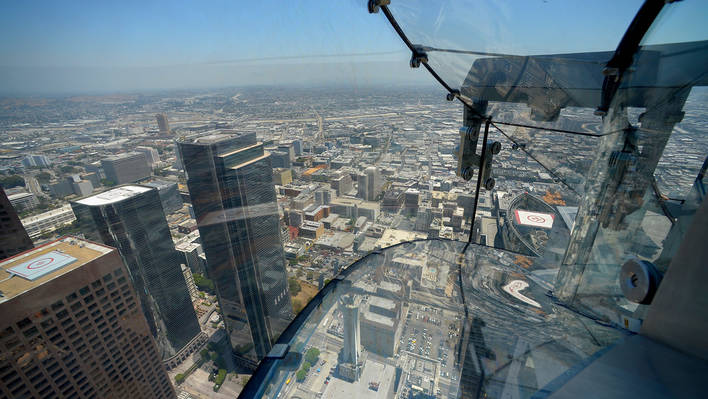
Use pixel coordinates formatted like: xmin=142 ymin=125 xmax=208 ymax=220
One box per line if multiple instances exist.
xmin=273 ymin=168 xmax=293 ymax=186
xmin=299 ymin=220 xmax=324 ymax=239
xmin=7 ymin=192 xmax=38 ymax=211
xmin=20 ymin=205 xmax=76 ymax=239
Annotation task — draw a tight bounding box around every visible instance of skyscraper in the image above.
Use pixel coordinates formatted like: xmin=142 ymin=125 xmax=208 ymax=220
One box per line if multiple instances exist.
xmin=143 ymin=180 xmax=183 ymax=214
xmin=341 ymin=295 xmax=360 ymax=365
xmin=338 ymin=294 xmax=362 ymax=381
xmin=178 ymin=131 xmax=292 ymax=368
xmin=155 ymin=113 xmax=170 ymax=135
xmin=101 ymin=152 xmax=151 ymax=185
xmin=0 ymin=187 xmax=33 ymax=261
xmin=357 ymin=172 xmax=369 ymax=201
xmin=357 ymin=166 xmax=382 ymax=201
xmin=0 ymin=236 xmax=176 ymax=399
xmin=71 ymin=185 xmax=201 ymax=359
xmin=365 ymin=166 xmax=382 ymax=201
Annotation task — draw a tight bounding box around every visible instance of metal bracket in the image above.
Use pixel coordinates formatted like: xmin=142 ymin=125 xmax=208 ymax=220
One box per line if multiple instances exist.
xmin=367 ymin=0 xmax=390 ymax=14
xmin=600 ymin=126 xmax=642 ymax=229
xmin=456 ymin=102 xmax=500 ymax=189
xmin=447 ymin=89 xmax=460 ymax=102
xmin=410 ymin=46 xmax=428 ymax=68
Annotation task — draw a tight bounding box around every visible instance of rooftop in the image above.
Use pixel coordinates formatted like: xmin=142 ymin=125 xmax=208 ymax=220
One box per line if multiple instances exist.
xmin=322 ymin=358 xmax=395 ymax=399
xmin=74 ymin=185 xmax=152 ymax=206
xmin=102 ymin=152 xmax=142 ymax=161
xmin=7 ymin=192 xmax=33 ymax=200
xmin=0 ymin=237 xmax=112 ymax=303
xmin=362 ymin=305 xmax=395 ymax=327
xmin=192 ymin=133 xmax=232 ymax=144
xmin=20 ymin=205 xmax=74 ymax=224
xmin=301 ymin=221 xmax=323 ymax=229
xmin=369 ymin=296 xmax=396 ymax=311
xmin=376 ymin=229 xmax=427 ymax=248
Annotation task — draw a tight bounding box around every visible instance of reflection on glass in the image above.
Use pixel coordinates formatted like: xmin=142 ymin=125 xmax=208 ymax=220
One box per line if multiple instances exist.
xmin=179 ymin=132 xmax=294 ymax=367
xmin=252 ymin=241 xmax=626 ymax=399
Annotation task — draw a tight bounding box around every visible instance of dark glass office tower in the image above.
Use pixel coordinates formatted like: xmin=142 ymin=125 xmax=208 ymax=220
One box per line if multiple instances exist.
xmin=0 ymin=187 xmax=33 ymax=260
xmin=178 ymin=131 xmax=293 ymax=367
xmin=71 ymin=185 xmax=201 ymax=359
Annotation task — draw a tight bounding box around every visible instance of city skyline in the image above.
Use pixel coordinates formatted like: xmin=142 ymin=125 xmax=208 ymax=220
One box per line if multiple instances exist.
xmin=0 ymin=0 xmax=705 ymax=397
xmin=0 ymin=79 xmax=705 ymax=397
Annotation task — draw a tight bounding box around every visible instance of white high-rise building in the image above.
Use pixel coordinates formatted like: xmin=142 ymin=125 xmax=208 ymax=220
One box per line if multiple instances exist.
xmin=341 ymin=294 xmax=360 ymax=365
xmin=358 ymin=166 xmax=382 ymax=201
xmin=136 ymin=146 xmax=161 ymax=166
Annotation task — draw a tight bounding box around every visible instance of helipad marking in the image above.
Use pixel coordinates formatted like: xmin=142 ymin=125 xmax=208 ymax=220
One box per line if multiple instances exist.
xmin=514 ymin=210 xmax=554 ymax=229
xmin=7 ymin=251 xmax=77 ymax=281
xmin=502 ymin=280 xmax=541 ymax=308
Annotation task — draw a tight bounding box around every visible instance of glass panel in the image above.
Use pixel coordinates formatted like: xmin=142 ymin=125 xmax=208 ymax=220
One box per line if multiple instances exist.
xmin=387 ymin=0 xmax=643 ymax=55
xmin=554 ymin=2 xmax=708 ymax=324
xmin=251 ymin=239 xmax=627 ymax=398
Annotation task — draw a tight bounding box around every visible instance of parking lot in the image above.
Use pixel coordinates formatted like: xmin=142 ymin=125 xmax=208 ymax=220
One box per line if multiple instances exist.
xmin=399 ymin=303 xmax=462 ymax=395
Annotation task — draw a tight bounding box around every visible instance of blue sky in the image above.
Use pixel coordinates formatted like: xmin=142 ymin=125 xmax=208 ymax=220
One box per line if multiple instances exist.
xmin=1 ymin=0 xmax=401 ymax=68
xmin=0 ymin=0 xmax=705 ymax=94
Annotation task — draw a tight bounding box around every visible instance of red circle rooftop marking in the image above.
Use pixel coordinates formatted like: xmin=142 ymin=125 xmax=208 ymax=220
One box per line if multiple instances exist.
xmin=527 ymin=215 xmax=546 ymax=223
xmin=26 ymin=257 xmax=54 ymax=270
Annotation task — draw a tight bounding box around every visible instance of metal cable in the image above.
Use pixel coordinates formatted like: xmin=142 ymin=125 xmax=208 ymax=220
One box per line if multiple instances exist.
xmin=489 ymin=121 xmax=582 ymax=197
xmin=492 ymin=120 xmax=607 ymax=138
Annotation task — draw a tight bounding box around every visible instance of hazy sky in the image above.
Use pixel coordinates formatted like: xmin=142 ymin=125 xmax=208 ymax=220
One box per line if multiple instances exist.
xmin=1 ymin=0 xmax=705 ymax=95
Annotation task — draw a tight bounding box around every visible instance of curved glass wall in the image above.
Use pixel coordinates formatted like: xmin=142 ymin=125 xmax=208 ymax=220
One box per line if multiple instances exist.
xmin=241 ymin=239 xmax=628 ymax=398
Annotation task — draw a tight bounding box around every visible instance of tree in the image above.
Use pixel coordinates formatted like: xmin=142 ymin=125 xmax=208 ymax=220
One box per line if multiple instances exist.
xmin=306 ymin=271 xmax=314 ymax=281
xmin=215 ymin=369 xmax=227 ymax=385
xmin=36 ymin=172 xmax=51 ymax=184
xmin=175 ymin=374 xmax=185 ymax=384
xmin=200 ymin=349 xmax=210 ymax=362
xmin=59 ymin=165 xmax=79 ymax=174
xmin=288 ymin=277 xmax=301 ymax=296
xmin=193 ymin=273 xmax=215 ymax=294
xmin=101 ymin=179 xmax=115 ymax=187
xmin=0 ymin=175 xmax=24 ymax=189
xmin=296 ymin=369 xmax=307 ymax=382
xmin=302 ymin=361 xmax=311 ymax=373
xmin=241 ymin=376 xmax=250 ymax=386
xmin=154 ymin=167 xmax=169 ymax=177
xmin=305 ymin=348 xmax=320 ymax=365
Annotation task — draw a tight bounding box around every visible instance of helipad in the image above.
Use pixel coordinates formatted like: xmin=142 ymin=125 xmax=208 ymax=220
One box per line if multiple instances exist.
xmin=7 ymin=250 xmax=77 ymax=281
